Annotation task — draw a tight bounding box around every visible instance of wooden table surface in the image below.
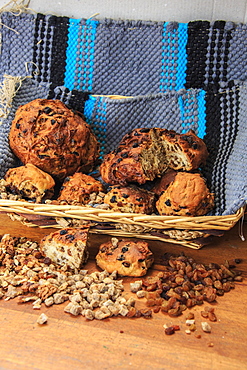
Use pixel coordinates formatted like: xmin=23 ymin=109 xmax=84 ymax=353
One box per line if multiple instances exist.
xmin=0 ymin=213 xmax=246 ymax=370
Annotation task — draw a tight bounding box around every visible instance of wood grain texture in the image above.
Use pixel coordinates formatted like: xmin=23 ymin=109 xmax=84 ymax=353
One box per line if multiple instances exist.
xmin=0 ymin=213 xmax=246 ymax=370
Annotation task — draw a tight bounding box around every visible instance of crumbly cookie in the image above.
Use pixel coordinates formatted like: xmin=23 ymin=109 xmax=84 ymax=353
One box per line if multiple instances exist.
xmin=4 ymin=163 xmax=55 ymax=203
xmin=57 ymin=173 xmax=105 ymax=205
xmin=104 ymin=184 xmax=156 ymax=214
xmin=96 ymin=238 xmax=154 ymax=277
xmin=156 ymin=172 xmax=215 ymax=216
xmin=9 ymin=99 xmax=100 ymax=181
xmin=40 ymin=226 xmax=90 ymax=270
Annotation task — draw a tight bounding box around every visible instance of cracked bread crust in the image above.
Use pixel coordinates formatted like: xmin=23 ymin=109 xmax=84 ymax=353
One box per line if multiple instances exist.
xmin=100 ymin=127 xmax=208 ymax=187
xmin=161 ymin=129 xmax=208 ymax=171
xmin=104 ymin=184 xmax=156 ymax=214
xmin=40 ymin=227 xmax=90 ymax=270
xmin=100 ymin=127 xmax=168 ymax=186
xmin=9 ymin=99 xmax=100 ymax=182
xmin=96 ymin=238 xmax=154 ymax=277
xmin=57 ymin=173 xmax=105 ymax=205
xmin=156 ymin=172 xmax=215 ymax=216
xmin=4 ymin=163 xmax=55 ymax=203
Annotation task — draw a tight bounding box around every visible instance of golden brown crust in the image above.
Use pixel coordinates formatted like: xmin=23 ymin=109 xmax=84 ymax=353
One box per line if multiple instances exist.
xmin=100 ymin=127 xmax=168 ymax=186
xmin=151 ymin=169 xmax=177 ymax=196
xmin=100 ymin=127 xmax=208 ymax=186
xmin=4 ymin=163 xmax=55 ymax=202
xmin=104 ymin=184 xmax=156 ymax=214
xmin=156 ymin=172 xmax=215 ymax=216
xmin=57 ymin=173 xmax=105 ymax=205
xmin=161 ymin=129 xmax=209 ymax=171
xmin=40 ymin=226 xmax=90 ymax=270
xmin=95 ymin=238 xmax=154 ymax=276
xmin=9 ymin=99 xmax=99 ymax=181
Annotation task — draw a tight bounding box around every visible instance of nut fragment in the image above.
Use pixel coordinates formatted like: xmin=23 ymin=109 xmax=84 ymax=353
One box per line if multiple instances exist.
xmin=201 ymin=321 xmax=212 ymax=333
xmin=37 ymin=313 xmax=48 ymax=325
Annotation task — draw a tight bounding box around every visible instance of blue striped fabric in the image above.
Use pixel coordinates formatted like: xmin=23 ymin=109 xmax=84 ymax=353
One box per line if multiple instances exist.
xmin=64 ymin=18 xmax=99 ymax=91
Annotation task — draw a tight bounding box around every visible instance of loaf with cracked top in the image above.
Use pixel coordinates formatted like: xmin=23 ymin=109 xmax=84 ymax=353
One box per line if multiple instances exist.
xmin=9 ymin=99 xmax=99 ymax=182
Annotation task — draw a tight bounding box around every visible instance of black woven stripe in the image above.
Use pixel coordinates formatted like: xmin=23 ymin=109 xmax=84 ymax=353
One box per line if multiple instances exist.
xmin=32 ymin=13 xmax=46 ymax=82
xmin=207 ymin=21 xmax=229 ymax=85
xmin=218 ymin=83 xmax=240 ymax=210
xmin=185 ymin=21 xmax=210 ymax=89
xmin=67 ymin=91 xmax=90 ymax=114
xmin=202 ymin=85 xmax=222 ymax=186
xmin=48 ymin=87 xmax=89 ymax=115
xmin=49 ymin=16 xmax=69 ymax=92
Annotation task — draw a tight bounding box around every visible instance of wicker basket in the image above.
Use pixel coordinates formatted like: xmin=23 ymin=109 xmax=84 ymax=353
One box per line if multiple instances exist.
xmin=0 ymin=199 xmax=244 ymax=249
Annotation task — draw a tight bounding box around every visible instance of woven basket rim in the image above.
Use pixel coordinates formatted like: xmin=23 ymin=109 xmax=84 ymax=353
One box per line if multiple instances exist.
xmin=0 ymin=199 xmax=244 ymax=231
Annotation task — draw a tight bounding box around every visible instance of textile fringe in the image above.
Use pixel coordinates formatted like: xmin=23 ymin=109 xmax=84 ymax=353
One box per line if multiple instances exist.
xmin=0 ymin=74 xmax=24 ymax=123
xmin=0 ymin=0 xmax=31 ymax=16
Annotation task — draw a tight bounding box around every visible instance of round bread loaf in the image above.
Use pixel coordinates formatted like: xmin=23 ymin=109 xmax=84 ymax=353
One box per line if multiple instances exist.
xmin=57 ymin=172 xmax=105 ymax=205
xmin=4 ymin=163 xmax=55 ymax=203
xmin=9 ymin=99 xmax=100 ymax=181
xmin=104 ymin=184 xmax=156 ymax=214
xmin=156 ymin=172 xmax=215 ymax=216
xmin=96 ymin=238 xmax=154 ymax=276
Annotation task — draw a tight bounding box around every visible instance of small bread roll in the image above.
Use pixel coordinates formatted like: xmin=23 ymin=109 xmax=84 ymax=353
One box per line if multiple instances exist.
xmin=104 ymin=185 xmax=156 ymax=214
xmin=57 ymin=173 xmax=105 ymax=205
xmin=4 ymin=163 xmax=55 ymax=203
xmin=156 ymin=172 xmax=215 ymax=216
xmin=96 ymin=238 xmax=154 ymax=277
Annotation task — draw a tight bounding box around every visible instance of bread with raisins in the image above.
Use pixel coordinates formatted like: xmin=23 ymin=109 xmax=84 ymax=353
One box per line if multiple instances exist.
xmin=156 ymin=172 xmax=214 ymax=216
xmin=4 ymin=163 xmax=55 ymax=203
xmin=96 ymin=238 xmax=154 ymax=277
xmin=161 ymin=129 xmax=208 ymax=171
xmin=9 ymin=99 xmax=99 ymax=181
xmin=57 ymin=172 xmax=105 ymax=205
xmin=100 ymin=127 xmax=168 ymax=186
xmin=40 ymin=227 xmax=90 ymax=270
xmin=104 ymin=184 xmax=156 ymax=214
xmin=100 ymin=127 xmax=208 ymax=186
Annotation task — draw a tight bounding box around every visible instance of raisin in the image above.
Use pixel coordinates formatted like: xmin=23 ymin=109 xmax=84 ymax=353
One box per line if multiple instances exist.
xmin=60 ymin=229 xmax=68 ymax=235
xmin=117 ymin=255 xmax=125 ymax=261
xmin=122 ymin=262 xmax=131 ymax=268
xmin=110 ymin=196 xmax=117 ymax=203
xmin=121 ymin=152 xmax=128 ymax=158
xmin=132 ymin=143 xmax=139 ymax=148
xmin=165 ymin=199 xmax=171 ymax=206
xmin=51 ymin=119 xmax=56 ymax=125
xmin=139 ymin=128 xmax=150 ymax=133
xmin=43 ymin=107 xmax=52 ymax=114
xmin=165 ymin=326 xmax=175 ymax=335
xmin=122 ymin=194 xmax=129 ymax=199
xmin=66 ymin=234 xmax=75 ymax=241
xmin=121 ymin=247 xmax=129 ymax=253
xmin=16 ymin=123 xmax=20 ymax=129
